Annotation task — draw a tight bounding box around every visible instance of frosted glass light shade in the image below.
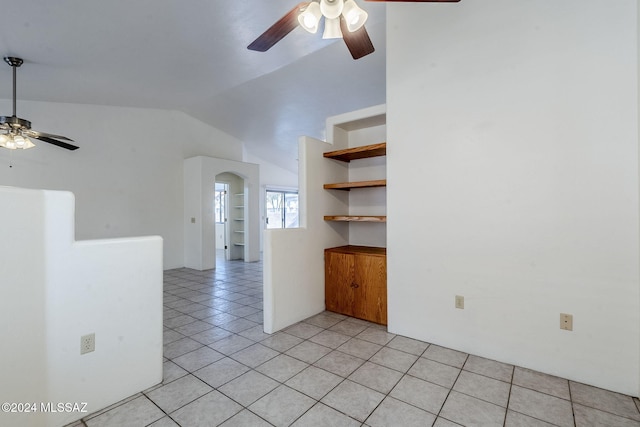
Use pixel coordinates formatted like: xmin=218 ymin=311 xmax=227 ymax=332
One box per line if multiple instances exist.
xmin=298 ymin=2 xmax=322 ymax=34
xmin=323 ymin=17 xmax=343 ymax=39
xmin=21 ymin=136 xmax=35 ymax=149
xmin=320 ymin=0 xmax=344 ymax=19
xmin=342 ymin=0 xmax=368 ymax=32
xmin=0 ymin=134 xmax=36 ymax=150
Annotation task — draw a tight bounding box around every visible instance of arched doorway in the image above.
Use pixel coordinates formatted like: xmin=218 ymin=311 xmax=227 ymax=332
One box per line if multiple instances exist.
xmin=184 ymin=156 xmax=260 ymax=271
xmin=215 ymin=172 xmax=245 ymax=261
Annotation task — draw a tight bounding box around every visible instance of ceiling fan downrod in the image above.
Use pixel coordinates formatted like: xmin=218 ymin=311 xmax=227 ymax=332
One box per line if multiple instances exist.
xmin=4 ymin=57 xmax=23 ymax=118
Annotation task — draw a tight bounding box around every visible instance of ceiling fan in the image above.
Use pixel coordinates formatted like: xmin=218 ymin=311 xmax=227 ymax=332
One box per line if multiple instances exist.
xmin=248 ymin=0 xmax=461 ymax=60
xmin=0 ymin=57 xmax=78 ymax=151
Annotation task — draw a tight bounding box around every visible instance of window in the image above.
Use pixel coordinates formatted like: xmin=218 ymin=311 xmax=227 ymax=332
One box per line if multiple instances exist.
xmin=266 ymin=190 xmax=299 ymax=228
xmin=214 ymin=189 xmax=226 ymax=223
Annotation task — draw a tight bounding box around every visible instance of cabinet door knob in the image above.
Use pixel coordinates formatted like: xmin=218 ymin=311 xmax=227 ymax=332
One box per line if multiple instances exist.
xmin=350 ymin=283 xmax=360 ymax=288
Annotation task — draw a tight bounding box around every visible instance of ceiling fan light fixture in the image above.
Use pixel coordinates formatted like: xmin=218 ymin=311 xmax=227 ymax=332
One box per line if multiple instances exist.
xmin=323 ymin=17 xmax=343 ymax=39
xmin=342 ymin=0 xmax=368 ymax=32
xmin=320 ymin=0 xmax=344 ymax=19
xmin=298 ymin=1 xmax=322 ymax=33
xmin=0 ymin=133 xmax=35 ymax=150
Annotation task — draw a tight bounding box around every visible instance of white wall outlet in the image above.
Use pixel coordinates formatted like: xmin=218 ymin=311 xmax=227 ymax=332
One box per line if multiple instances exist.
xmin=455 ymin=295 xmax=464 ymax=309
xmin=81 ymin=333 xmax=95 ymax=354
xmin=560 ymin=313 xmax=573 ymax=331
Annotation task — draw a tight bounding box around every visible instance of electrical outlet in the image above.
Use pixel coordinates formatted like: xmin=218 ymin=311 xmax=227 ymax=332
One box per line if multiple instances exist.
xmin=80 ymin=333 xmax=95 ymax=355
xmin=560 ymin=313 xmax=573 ymax=331
xmin=455 ymin=295 xmax=464 ymax=309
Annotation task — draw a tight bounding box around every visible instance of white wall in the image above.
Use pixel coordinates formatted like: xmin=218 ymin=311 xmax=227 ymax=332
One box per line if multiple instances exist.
xmin=0 ymin=187 xmax=163 ymax=427
xmin=387 ymin=0 xmax=639 ymax=395
xmin=0 ymin=100 xmax=244 ymax=269
xmin=264 ymin=136 xmax=348 ymax=333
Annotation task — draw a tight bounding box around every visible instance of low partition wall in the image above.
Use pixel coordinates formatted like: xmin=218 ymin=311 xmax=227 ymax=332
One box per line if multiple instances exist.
xmin=0 ymin=187 xmax=163 ymax=427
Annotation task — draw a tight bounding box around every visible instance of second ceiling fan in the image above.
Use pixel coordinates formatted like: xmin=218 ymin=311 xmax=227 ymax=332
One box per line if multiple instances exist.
xmin=248 ymin=0 xmax=460 ymax=60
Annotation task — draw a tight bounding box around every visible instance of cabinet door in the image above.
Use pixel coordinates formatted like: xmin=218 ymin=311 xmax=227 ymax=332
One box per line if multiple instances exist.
xmin=353 ymin=253 xmax=387 ymax=324
xmin=325 ymin=251 xmax=356 ymax=316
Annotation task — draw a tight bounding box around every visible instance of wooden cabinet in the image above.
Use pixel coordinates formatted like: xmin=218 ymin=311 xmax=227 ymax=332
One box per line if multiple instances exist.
xmin=325 ymin=245 xmax=387 ymax=325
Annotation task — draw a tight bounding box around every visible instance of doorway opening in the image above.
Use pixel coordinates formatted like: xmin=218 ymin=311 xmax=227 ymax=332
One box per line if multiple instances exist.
xmin=214 ymin=182 xmax=229 ymax=260
xmin=216 ymin=172 xmax=246 ymax=261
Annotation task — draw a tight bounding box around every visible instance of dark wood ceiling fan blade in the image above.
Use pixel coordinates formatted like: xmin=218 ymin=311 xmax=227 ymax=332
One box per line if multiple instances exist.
xmin=26 ymin=130 xmax=74 ymax=142
xmin=366 ymin=0 xmax=460 ymax=2
xmin=32 ymin=134 xmax=79 ymax=151
xmin=340 ymin=18 xmax=375 ymax=60
xmin=248 ymin=2 xmax=310 ymax=52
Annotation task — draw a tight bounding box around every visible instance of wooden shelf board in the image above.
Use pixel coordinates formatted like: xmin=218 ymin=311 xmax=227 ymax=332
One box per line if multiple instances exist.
xmin=324 ymin=179 xmax=386 ymax=191
xmin=325 ymin=245 xmax=386 ymax=256
xmin=324 ymin=215 xmax=386 ymax=222
xmin=324 ymin=142 xmax=386 ymax=162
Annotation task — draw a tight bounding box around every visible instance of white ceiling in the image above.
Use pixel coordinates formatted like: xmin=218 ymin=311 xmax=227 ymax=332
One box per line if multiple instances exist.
xmin=0 ymin=0 xmax=391 ymax=172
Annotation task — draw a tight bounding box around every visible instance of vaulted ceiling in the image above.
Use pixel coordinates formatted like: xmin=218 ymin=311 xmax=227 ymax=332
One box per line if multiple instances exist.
xmin=0 ymin=1 xmax=391 ymax=171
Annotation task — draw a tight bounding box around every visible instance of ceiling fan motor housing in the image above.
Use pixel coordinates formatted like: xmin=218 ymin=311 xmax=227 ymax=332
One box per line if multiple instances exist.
xmin=0 ymin=115 xmax=32 ymax=130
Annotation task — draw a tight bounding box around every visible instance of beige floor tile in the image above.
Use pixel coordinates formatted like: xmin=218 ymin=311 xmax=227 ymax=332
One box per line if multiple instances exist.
xmin=464 ymin=355 xmax=514 ymax=382
xmin=571 ymin=381 xmax=640 ymax=421
xmin=218 ymin=370 xmax=279 ymax=406
xmin=366 ymin=396 xmax=436 ymax=427
xmin=292 ymin=403 xmax=361 ymax=427
xmin=170 ymin=390 xmax=242 ymax=426
xmin=423 ymin=344 xmax=468 ymax=368
xmin=370 ymin=346 xmax=419 ymax=373
xmin=146 ymin=375 xmax=212 ymax=413
xmin=85 ymin=396 xmax=164 ymax=427
xmin=390 ymin=375 xmax=449 ymax=414
xmin=408 ymin=357 xmax=461 ymax=388
xmin=348 ymin=361 xmax=403 ymax=394
xmin=314 ymin=350 xmax=366 ymax=377
xmin=249 ymin=385 xmax=316 ymax=426
xmin=573 ymin=404 xmax=640 ymax=427
xmin=440 ymin=391 xmax=506 ymax=427
xmin=453 ymin=370 xmax=511 ymax=407
xmin=513 ymin=367 xmax=570 ymax=400
xmin=286 ymin=366 xmax=343 ymax=400
xmin=321 ymin=380 xmax=385 ymax=422
xmin=508 ymin=385 xmax=573 ymax=427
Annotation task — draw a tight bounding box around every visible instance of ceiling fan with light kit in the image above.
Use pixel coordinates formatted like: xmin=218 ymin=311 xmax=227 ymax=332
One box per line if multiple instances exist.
xmin=248 ymin=0 xmax=461 ymax=60
xmin=0 ymin=57 xmax=78 ymax=151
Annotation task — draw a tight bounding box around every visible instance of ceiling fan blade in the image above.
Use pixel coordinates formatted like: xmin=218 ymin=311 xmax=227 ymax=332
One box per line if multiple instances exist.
xmin=340 ymin=18 xmax=375 ymax=60
xmin=31 ymin=134 xmax=79 ymax=151
xmin=26 ymin=130 xmax=74 ymax=142
xmin=248 ymin=2 xmax=310 ymax=52
xmin=366 ymin=0 xmax=460 ymax=2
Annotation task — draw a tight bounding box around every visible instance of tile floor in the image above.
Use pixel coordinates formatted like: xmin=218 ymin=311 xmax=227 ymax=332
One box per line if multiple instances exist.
xmin=67 ymin=256 xmax=640 ymax=427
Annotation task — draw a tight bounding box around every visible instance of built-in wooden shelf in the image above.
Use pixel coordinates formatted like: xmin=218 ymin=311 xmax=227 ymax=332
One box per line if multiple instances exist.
xmin=323 ymin=142 xmax=386 ymax=162
xmin=324 ymin=215 xmax=386 ymax=222
xmin=324 ymin=179 xmax=386 ymax=191
xmin=327 ymin=245 xmax=386 ymax=256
